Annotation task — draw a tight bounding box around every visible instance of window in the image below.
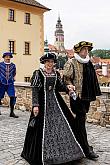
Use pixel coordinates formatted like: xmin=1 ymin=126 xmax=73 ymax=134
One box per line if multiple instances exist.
xmin=25 ymin=13 xmax=31 ymax=24
xmin=8 ymin=9 xmax=15 ymax=21
xmin=24 ymin=42 xmax=30 ymax=55
xmin=24 ymin=77 xmax=31 ymax=82
xmin=9 ymin=40 xmax=15 ymax=54
xmin=56 ymin=38 xmax=58 ymax=41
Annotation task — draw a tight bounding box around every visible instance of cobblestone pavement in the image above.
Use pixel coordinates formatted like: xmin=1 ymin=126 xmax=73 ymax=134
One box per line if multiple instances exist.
xmin=0 ymin=107 xmax=110 ymax=165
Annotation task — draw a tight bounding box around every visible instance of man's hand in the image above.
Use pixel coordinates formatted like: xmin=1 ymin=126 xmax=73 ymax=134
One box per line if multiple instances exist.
xmin=33 ymin=107 xmax=39 ymax=116
xmin=67 ymin=85 xmax=76 ymax=96
xmin=67 ymin=84 xmax=75 ymax=91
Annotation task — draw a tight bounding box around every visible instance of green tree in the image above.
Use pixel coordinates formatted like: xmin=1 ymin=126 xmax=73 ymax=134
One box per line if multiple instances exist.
xmin=56 ymin=56 xmax=68 ymax=69
xmin=91 ymin=49 xmax=110 ymax=59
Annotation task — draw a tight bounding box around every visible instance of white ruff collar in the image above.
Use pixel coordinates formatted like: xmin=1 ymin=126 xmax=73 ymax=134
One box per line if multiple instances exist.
xmin=74 ymin=53 xmax=90 ymax=63
xmin=4 ymin=61 xmax=11 ymax=64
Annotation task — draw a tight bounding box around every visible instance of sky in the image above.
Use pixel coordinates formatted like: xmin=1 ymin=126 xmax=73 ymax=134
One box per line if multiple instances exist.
xmin=37 ymin=0 xmax=110 ymax=50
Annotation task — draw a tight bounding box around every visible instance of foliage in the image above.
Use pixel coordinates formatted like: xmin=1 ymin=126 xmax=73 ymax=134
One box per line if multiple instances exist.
xmin=91 ymin=49 xmax=110 ymax=59
xmin=56 ymin=55 xmax=68 ymax=69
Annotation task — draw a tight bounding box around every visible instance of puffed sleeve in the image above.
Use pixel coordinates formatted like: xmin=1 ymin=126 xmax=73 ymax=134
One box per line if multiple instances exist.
xmin=63 ymin=60 xmax=74 ymax=85
xmin=56 ymin=71 xmax=68 ymax=93
xmin=31 ymin=70 xmax=42 ymax=107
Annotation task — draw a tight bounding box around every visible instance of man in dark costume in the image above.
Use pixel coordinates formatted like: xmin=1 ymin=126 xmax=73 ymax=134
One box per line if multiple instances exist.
xmin=21 ymin=53 xmax=84 ymax=165
xmin=63 ymin=41 xmax=101 ymax=160
xmin=0 ymin=52 xmax=18 ymax=118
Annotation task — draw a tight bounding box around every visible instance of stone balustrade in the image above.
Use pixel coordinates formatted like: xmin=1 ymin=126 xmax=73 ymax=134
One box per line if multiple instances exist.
xmin=1 ymin=82 xmax=110 ymax=127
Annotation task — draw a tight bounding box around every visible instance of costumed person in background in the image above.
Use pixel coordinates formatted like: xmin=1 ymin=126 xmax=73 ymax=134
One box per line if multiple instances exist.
xmin=21 ymin=53 xmax=84 ymax=165
xmin=63 ymin=41 xmax=101 ymax=160
xmin=0 ymin=52 xmax=18 ymax=118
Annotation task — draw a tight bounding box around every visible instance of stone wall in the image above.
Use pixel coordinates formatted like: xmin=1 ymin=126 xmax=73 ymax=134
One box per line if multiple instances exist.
xmin=1 ymin=83 xmax=110 ymax=126
xmin=62 ymin=88 xmax=110 ymax=127
xmin=2 ymin=82 xmax=32 ymax=111
xmin=86 ymin=87 xmax=110 ymax=127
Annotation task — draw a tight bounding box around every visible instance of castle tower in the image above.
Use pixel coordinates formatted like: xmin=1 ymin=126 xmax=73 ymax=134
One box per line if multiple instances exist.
xmin=54 ymin=16 xmax=65 ymax=51
xmin=44 ymin=39 xmax=49 ymax=54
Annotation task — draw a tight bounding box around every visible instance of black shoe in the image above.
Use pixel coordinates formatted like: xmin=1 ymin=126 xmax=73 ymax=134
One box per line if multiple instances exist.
xmin=0 ymin=111 xmax=1 ymax=115
xmin=10 ymin=112 xmax=19 ymax=118
xmin=86 ymin=151 xmax=99 ymax=160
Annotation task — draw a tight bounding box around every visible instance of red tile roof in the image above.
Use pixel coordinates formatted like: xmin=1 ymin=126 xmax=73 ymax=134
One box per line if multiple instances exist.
xmin=48 ymin=44 xmax=57 ymax=50
xmin=48 ymin=44 xmax=74 ymax=57
xmin=99 ymin=59 xmax=110 ymax=64
xmin=66 ymin=49 xmax=74 ymax=58
xmin=91 ymin=56 xmax=100 ymax=63
xmin=91 ymin=56 xmax=110 ymax=64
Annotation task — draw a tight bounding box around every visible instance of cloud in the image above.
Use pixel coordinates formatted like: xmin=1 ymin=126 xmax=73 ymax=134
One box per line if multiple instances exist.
xmin=38 ymin=0 xmax=110 ymax=49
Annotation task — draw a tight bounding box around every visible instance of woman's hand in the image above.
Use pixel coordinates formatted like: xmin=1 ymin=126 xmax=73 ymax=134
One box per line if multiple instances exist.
xmin=33 ymin=107 xmax=39 ymax=116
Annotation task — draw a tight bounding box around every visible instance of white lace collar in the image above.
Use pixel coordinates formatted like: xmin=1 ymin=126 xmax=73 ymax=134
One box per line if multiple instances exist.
xmin=74 ymin=53 xmax=90 ymax=63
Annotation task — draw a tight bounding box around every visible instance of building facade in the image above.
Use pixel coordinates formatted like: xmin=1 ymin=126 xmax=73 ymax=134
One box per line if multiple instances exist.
xmin=0 ymin=0 xmax=50 ymax=82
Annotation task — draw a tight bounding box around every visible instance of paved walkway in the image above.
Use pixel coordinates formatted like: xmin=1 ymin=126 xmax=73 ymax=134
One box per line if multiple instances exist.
xmin=0 ymin=107 xmax=110 ymax=165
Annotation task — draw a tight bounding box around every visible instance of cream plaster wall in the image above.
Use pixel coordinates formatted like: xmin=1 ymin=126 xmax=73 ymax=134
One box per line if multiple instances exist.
xmin=0 ymin=0 xmax=46 ymax=81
